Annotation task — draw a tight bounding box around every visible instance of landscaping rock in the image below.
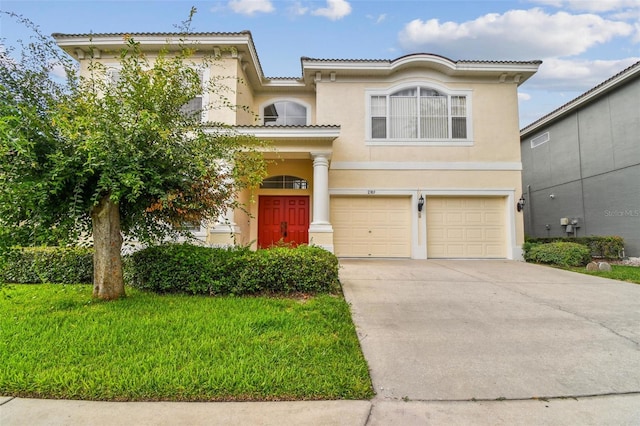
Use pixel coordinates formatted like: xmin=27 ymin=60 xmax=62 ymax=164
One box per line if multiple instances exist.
xmin=586 ymin=262 xmax=599 ymax=271
xmin=598 ymin=262 xmax=612 ymax=271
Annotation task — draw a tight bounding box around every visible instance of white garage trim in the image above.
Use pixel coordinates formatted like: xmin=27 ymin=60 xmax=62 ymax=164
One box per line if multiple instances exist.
xmin=331 ymin=195 xmax=412 ymax=258
xmin=426 ymin=196 xmax=506 ymax=258
xmin=329 ymin=188 xmax=518 ymax=259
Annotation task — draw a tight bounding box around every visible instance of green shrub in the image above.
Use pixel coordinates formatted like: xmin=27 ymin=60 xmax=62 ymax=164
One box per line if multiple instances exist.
xmin=236 ymin=245 xmax=340 ymax=295
xmin=126 ymin=243 xmax=246 ymax=295
xmin=127 ymin=243 xmax=340 ymax=296
xmin=525 ymin=242 xmax=592 ymax=267
xmin=524 ymin=236 xmax=624 ymax=259
xmin=0 ymin=246 xmax=93 ymax=284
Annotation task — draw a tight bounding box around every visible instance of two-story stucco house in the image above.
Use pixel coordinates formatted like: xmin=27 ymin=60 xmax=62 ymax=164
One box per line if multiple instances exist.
xmin=54 ymin=31 xmax=540 ymax=260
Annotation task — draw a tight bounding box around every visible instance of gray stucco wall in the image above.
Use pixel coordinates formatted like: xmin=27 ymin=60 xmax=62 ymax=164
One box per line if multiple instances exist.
xmin=521 ymin=76 xmax=640 ymax=256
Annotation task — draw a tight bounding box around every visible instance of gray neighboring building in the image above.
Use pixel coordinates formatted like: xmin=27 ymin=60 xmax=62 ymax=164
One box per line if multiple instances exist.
xmin=520 ymin=61 xmax=640 ymax=257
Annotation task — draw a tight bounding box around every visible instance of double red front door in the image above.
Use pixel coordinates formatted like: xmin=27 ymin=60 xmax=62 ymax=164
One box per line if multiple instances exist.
xmin=258 ymin=196 xmax=310 ymax=248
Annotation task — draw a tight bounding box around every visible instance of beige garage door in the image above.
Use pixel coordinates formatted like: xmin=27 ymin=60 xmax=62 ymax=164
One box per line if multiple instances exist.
xmin=427 ymin=197 xmax=506 ymax=258
xmin=332 ymin=196 xmax=411 ymax=257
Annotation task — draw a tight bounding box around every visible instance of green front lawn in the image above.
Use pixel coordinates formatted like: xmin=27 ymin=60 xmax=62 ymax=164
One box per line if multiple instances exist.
xmin=0 ymin=285 xmax=373 ymax=401
xmin=568 ymin=264 xmax=640 ymax=285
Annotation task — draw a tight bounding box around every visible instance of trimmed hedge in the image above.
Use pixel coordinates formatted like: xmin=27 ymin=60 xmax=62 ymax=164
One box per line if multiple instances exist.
xmin=234 ymin=246 xmax=340 ymax=295
xmin=0 ymin=246 xmax=93 ymax=284
xmin=125 ymin=243 xmax=247 ymax=295
xmin=127 ymin=243 xmax=341 ymax=296
xmin=524 ymin=241 xmax=592 ymax=267
xmin=525 ymin=236 xmax=624 ymax=259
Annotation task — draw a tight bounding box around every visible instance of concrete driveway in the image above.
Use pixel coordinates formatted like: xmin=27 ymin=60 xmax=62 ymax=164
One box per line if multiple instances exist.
xmin=340 ymin=259 xmax=640 ymax=423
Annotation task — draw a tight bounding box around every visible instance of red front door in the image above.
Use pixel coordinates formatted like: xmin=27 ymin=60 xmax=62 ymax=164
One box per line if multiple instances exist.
xmin=258 ymin=196 xmax=310 ymax=248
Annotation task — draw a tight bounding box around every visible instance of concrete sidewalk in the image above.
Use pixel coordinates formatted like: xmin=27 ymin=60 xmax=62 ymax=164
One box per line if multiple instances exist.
xmin=2 ymin=260 xmax=640 ymax=425
xmin=3 ymin=394 xmax=640 ymax=425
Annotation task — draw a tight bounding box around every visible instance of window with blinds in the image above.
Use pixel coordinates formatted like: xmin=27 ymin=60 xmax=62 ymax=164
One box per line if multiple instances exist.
xmin=369 ymin=86 xmax=469 ymax=142
xmin=180 ymin=68 xmax=204 ymax=119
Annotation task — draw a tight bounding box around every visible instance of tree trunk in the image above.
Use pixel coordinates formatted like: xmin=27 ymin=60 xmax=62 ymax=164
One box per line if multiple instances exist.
xmin=91 ymin=194 xmax=125 ymax=300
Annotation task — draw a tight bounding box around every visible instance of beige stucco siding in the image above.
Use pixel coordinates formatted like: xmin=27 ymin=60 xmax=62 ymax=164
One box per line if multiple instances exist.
xmin=328 ymin=169 xmax=521 ymax=190
xmin=235 ymin=61 xmax=256 ymax=125
xmin=315 ymin=77 xmax=522 ymax=164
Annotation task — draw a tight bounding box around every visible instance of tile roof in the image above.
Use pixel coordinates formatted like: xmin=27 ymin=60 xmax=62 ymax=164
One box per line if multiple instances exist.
xmin=52 ymin=31 xmax=252 ymax=38
xmin=235 ymin=125 xmax=340 ymax=129
xmin=301 ymin=54 xmax=542 ymax=66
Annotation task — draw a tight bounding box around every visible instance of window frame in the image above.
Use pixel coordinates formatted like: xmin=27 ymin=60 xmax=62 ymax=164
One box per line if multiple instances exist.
xmin=180 ymin=66 xmax=209 ymax=123
xmin=365 ymin=83 xmax=473 ymax=146
xmin=260 ymin=175 xmax=309 ymax=189
xmin=260 ymin=98 xmax=311 ymax=126
xmin=106 ymin=64 xmax=209 ymax=123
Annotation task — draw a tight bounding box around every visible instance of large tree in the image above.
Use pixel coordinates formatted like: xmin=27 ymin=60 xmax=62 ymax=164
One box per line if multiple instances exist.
xmin=0 ymin=11 xmax=267 ymax=299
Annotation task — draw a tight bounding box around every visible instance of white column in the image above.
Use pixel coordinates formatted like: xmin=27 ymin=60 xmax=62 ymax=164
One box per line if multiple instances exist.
xmin=221 ymin=206 xmax=240 ymax=233
xmin=310 ymin=152 xmax=333 ymax=232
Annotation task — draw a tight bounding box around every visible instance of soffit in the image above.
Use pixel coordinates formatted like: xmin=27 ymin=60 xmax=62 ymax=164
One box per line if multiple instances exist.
xmin=301 ymin=54 xmax=542 ymax=86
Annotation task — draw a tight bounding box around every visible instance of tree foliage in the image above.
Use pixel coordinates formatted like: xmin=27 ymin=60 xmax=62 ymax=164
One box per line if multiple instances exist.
xmin=0 ymin=10 xmax=267 ymax=298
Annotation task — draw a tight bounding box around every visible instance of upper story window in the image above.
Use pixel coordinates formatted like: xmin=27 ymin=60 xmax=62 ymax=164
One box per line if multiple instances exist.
xmin=107 ymin=65 xmax=206 ymax=121
xmin=263 ymin=101 xmax=308 ymax=126
xmin=368 ymin=85 xmax=471 ymax=145
xmin=179 ymin=68 xmax=205 ymax=119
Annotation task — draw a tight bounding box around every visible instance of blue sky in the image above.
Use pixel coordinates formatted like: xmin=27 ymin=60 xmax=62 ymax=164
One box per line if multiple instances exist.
xmin=2 ymin=0 xmax=639 ymax=127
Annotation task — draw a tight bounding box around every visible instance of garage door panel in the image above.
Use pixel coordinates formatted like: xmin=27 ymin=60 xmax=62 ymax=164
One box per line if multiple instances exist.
xmin=446 ymin=244 xmax=465 ymax=257
xmin=427 ymin=196 xmax=506 ymax=259
xmin=485 ymin=212 xmax=502 ymax=224
xmin=465 ymin=212 xmax=483 ymax=223
xmin=332 ymin=197 xmax=411 ymax=258
xmin=447 ymin=228 xmax=464 ymax=239
xmin=485 ymin=228 xmax=503 ymax=240
xmin=466 ymin=229 xmax=483 ymax=240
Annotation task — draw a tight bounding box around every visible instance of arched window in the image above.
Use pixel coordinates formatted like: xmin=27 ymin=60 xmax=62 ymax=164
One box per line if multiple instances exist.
xmin=369 ymin=85 xmax=469 ymax=142
xmin=263 ymin=101 xmax=308 ymax=126
xmin=260 ymin=175 xmax=308 ymax=189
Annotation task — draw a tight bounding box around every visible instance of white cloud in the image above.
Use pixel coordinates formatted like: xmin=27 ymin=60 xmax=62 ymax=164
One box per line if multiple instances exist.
xmin=398 ymin=8 xmax=633 ymax=60
xmin=530 ymin=0 xmax=640 ymax=13
xmin=312 ymin=0 xmax=352 ymax=21
xmin=518 ymin=92 xmax=532 ymax=101
xmin=49 ymin=62 xmax=68 ymax=79
xmin=367 ymin=13 xmax=387 ymax=24
xmin=228 ymin=0 xmax=274 ymax=16
xmin=288 ymin=1 xmax=309 ymax=17
xmin=529 ymin=57 xmax=640 ymax=91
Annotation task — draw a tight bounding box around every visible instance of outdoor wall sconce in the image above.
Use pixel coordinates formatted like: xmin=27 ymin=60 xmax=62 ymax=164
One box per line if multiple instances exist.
xmin=517 ymin=195 xmax=526 ymax=212
xmin=418 ymin=195 xmax=424 ymax=212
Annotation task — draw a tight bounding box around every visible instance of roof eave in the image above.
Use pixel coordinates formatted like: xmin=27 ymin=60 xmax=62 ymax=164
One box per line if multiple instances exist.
xmin=521 ymin=61 xmax=640 ymax=137
xmin=301 ymin=54 xmax=541 ymax=84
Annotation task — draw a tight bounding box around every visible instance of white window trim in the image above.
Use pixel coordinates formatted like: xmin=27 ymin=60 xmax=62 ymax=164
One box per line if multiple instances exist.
xmin=199 ymin=67 xmax=210 ymax=123
xmin=106 ymin=64 xmax=209 ymax=122
xmin=365 ymin=82 xmax=473 ymax=146
xmin=258 ymin=98 xmax=312 ymax=126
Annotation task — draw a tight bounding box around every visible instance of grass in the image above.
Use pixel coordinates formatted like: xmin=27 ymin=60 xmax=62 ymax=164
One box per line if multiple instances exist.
xmin=567 ymin=264 xmax=640 ymax=285
xmin=0 ymin=284 xmax=373 ymax=402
